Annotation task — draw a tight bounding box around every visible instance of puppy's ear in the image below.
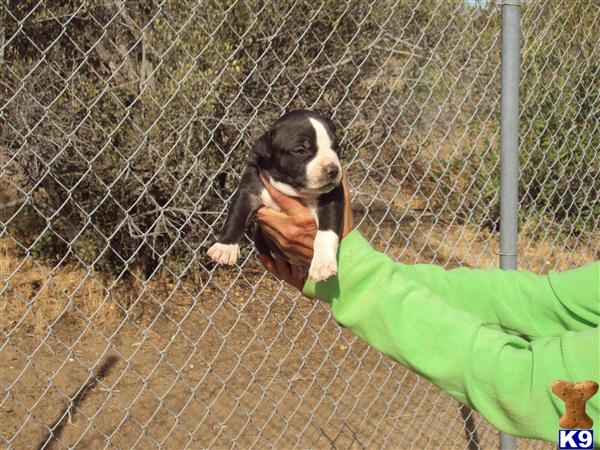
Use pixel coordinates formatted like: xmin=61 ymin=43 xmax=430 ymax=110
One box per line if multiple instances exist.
xmin=323 ymin=116 xmax=336 ymax=134
xmin=252 ymin=131 xmax=272 ymax=159
xmin=322 ymin=116 xmax=340 ymax=152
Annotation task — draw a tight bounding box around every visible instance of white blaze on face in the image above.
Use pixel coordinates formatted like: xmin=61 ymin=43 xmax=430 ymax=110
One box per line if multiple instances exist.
xmin=306 ymin=118 xmax=341 ymax=190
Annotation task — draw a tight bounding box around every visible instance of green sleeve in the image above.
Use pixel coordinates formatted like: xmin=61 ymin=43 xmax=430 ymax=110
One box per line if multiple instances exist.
xmin=396 ymin=259 xmax=599 ymax=338
xmin=303 ymin=230 xmax=600 ymax=444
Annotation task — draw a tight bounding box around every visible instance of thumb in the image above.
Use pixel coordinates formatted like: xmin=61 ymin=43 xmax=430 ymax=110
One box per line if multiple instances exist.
xmin=259 ymin=173 xmax=309 ymax=216
xmin=341 ymin=171 xmax=354 ymax=236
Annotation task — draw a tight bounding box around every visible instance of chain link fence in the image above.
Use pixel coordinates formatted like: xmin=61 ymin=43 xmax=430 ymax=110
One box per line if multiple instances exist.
xmin=1 ymin=0 xmax=598 ymax=448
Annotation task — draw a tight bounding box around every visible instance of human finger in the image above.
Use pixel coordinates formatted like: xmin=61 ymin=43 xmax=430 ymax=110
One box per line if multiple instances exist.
xmin=290 ymin=263 xmax=308 ymax=291
xmin=258 ymin=253 xmax=278 ymax=276
xmin=272 ymin=255 xmax=306 ymax=291
xmin=259 ymin=222 xmax=315 ymax=258
xmin=255 ymin=207 xmax=291 ymax=226
xmin=341 ymin=172 xmax=354 ymax=237
xmin=273 ymin=253 xmax=291 ymax=275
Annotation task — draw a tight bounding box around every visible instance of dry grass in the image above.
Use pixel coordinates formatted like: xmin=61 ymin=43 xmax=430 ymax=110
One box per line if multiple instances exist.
xmin=3 ymin=167 xmax=597 ymax=348
xmin=3 ymin=215 xmax=596 ymax=340
xmin=1 ymin=237 xmax=119 ymax=335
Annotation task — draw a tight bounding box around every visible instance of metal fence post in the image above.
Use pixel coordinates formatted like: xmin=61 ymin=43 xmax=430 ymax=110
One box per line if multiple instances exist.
xmin=499 ymin=0 xmax=521 ymax=449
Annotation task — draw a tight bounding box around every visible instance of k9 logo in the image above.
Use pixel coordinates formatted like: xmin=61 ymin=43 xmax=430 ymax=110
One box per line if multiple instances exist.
xmin=558 ymin=430 xmax=594 ymax=449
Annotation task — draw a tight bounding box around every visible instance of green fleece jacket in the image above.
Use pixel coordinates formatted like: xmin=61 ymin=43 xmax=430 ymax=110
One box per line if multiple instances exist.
xmin=303 ymin=230 xmax=599 ymax=445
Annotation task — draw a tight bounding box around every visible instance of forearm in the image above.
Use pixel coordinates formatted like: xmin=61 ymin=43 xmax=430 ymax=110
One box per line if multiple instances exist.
xmin=305 ymin=233 xmax=486 ymax=401
xmin=399 ymin=262 xmax=599 ymax=338
xmin=307 ymin=231 xmax=599 ymax=338
xmin=303 ymin=231 xmax=599 ymax=443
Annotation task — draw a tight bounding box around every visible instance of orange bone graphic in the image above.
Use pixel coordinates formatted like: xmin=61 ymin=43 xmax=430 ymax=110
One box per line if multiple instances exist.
xmin=551 ymin=380 xmax=598 ymax=429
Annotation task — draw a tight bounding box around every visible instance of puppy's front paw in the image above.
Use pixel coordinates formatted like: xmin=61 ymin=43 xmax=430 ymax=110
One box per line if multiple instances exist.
xmin=207 ymin=243 xmax=240 ymax=265
xmin=308 ymin=255 xmax=337 ymax=281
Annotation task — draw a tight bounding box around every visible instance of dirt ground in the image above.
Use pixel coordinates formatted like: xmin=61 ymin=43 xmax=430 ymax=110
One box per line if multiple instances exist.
xmin=0 ymin=297 xmax=499 ymax=449
xmin=1 ymin=182 xmax=595 ymax=449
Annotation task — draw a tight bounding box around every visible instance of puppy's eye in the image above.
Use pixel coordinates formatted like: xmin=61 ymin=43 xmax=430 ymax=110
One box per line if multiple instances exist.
xmin=292 ymin=147 xmax=306 ymax=155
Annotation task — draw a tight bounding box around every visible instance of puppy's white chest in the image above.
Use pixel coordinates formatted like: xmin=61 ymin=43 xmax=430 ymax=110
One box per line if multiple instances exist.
xmin=260 ymin=188 xmax=282 ymax=212
xmin=259 ymin=188 xmax=318 ymax=223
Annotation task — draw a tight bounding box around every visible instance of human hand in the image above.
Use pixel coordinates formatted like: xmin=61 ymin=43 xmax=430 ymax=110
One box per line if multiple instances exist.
xmin=256 ymin=173 xmax=353 ymax=289
xmin=256 ymin=253 xmax=308 ymax=291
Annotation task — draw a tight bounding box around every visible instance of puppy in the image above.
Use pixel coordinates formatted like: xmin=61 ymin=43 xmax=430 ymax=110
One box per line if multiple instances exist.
xmin=207 ymin=109 xmax=343 ymax=281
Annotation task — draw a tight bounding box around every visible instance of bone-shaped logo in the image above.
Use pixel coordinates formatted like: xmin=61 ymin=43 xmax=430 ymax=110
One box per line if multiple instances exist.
xmin=552 ymin=380 xmax=598 ymax=429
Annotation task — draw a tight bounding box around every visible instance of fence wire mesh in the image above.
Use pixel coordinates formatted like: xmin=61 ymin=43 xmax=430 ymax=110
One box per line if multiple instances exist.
xmin=1 ymin=0 xmax=598 ymax=448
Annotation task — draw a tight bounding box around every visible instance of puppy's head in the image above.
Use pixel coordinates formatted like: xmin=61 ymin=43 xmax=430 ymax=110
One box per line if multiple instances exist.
xmin=253 ymin=109 xmax=342 ymax=197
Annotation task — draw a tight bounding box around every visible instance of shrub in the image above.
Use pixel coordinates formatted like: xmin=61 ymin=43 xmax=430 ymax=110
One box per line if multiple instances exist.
xmin=2 ymin=0 xmax=406 ymax=275
xmin=470 ymin=0 xmax=599 ymax=236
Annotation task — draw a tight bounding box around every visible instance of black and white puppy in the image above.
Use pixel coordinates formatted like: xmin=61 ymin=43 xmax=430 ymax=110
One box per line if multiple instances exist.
xmin=207 ymin=109 xmax=343 ymax=281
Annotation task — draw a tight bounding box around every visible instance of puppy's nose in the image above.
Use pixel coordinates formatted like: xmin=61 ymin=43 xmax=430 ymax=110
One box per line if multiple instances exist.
xmin=326 ymin=165 xmax=339 ymax=179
